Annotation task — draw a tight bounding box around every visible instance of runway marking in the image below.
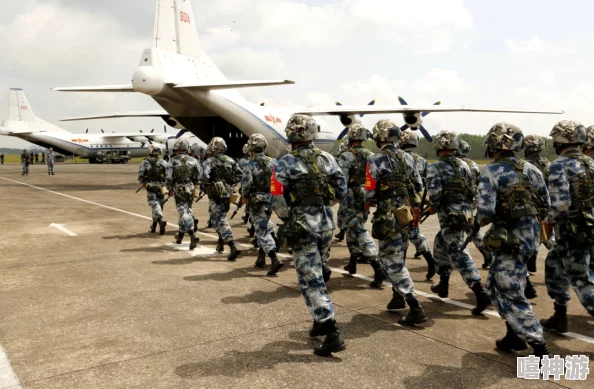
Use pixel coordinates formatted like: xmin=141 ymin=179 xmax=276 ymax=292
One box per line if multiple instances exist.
xmin=2 ymin=176 xmax=594 ymax=346
xmin=49 ymin=223 xmax=77 ymax=237
xmin=0 ymin=345 xmax=21 ymax=389
xmin=166 ymin=243 xmax=219 ymax=256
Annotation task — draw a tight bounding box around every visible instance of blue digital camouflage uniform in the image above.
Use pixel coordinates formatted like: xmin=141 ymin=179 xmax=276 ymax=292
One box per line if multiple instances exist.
xmin=47 ymin=152 xmax=56 ymax=175
xmin=21 ymin=152 xmax=30 ymax=174
xmin=404 ymin=151 xmax=431 ymax=255
xmin=138 ymin=157 xmax=168 ymax=222
xmin=202 ymin=153 xmax=242 ymax=243
xmin=274 ymin=144 xmax=347 ymax=323
xmin=478 ymin=152 xmax=550 ymax=344
xmin=544 ymin=148 xmax=594 ymax=315
xmin=242 ymin=152 xmax=278 ymax=253
xmin=166 ymin=155 xmax=202 ymax=233
xmin=428 ymin=154 xmax=482 ymax=287
xmin=238 ymin=157 xmax=251 ymax=221
xmin=525 ymin=154 xmax=551 ymax=183
xmin=338 ymin=146 xmax=378 ymax=259
xmin=461 ymin=156 xmax=491 ymax=262
xmin=364 ymin=144 xmax=423 ymax=297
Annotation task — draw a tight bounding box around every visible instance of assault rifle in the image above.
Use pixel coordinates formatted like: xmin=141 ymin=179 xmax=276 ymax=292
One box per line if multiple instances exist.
xmin=230 ymin=198 xmax=243 ymax=219
xmin=194 ymin=190 xmax=205 ymax=203
xmin=460 ymin=217 xmax=481 ymax=252
xmin=135 ymin=187 xmax=143 ymax=193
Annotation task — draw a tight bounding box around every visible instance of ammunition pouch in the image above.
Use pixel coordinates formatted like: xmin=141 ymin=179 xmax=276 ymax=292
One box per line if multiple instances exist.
xmin=371 ymin=205 xmax=413 ymax=240
xmin=483 ymin=223 xmax=521 ymax=254
xmin=173 ymin=185 xmax=192 ymax=202
xmin=443 ymin=204 xmax=472 ymax=232
xmin=565 ymin=213 xmax=594 ymax=249
xmin=145 ymin=183 xmax=162 ymax=194
xmin=249 ymin=194 xmax=269 ymax=209
xmin=285 ymin=212 xmax=312 ymax=247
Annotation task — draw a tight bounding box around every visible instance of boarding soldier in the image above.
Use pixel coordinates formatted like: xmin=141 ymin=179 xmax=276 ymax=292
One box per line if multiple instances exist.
xmin=166 ymin=139 xmax=202 ymax=250
xmin=540 ymin=121 xmax=594 ymax=333
xmin=399 ymin=130 xmax=436 ymax=279
xmin=425 ymin=131 xmax=491 ymax=315
xmin=241 ymin=134 xmax=282 ymax=273
xmin=238 ymin=144 xmax=252 ymax=226
xmin=334 ymin=141 xmax=349 ymax=242
xmin=139 ymin=145 xmax=168 ymax=235
xmin=583 ymin=126 xmax=594 ymax=274
xmin=479 ymin=123 xmax=551 ymax=357
xmin=1 ymin=153 xmax=4 ymax=164
xmin=201 ymin=137 xmax=243 ymax=261
xmin=364 ymin=119 xmax=428 ymax=324
xmin=21 ymin=149 xmax=30 ymax=175
xmin=47 ymin=148 xmax=56 ymax=176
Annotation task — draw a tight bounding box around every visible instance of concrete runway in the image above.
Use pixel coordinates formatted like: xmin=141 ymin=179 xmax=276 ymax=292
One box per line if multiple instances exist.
xmin=0 ymin=163 xmax=592 ymax=388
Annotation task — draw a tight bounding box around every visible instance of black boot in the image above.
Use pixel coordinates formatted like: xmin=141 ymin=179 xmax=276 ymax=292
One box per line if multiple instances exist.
xmin=344 ymin=254 xmax=359 ymax=275
xmin=387 ymin=288 xmax=406 ymax=310
xmin=471 ymin=282 xmax=492 ymax=315
xmin=528 ymin=342 xmax=551 ymax=358
xmin=189 ymin=231 xmax=199 ymax=250
xmin=216 ymin=236 xmax=224 ymax=252
xmin=251 ymin=238 xmax=259 ymax=249
xmin=524 ymin=277 xmax=537 ymax=300
xmin=248 ymin=225 xmax=255 ymax=237
xmin=255 ymin=248 xmax=266 ymax=268
xmin=540 ymin=303 xmax=568 ymax=333
xmin=267 ymin=250 xmax=284 ymax=275
xmin=414 ymin=251 xmax=421 ymax=259
xmin=150 ymin=221 xmax=157 ymax=233
xmin=422 ymin=251 xmax=436 ymax=280
xmin=369 ymin=260 xmax=386 ymax=288
xmin=272 ymin=233 xmax=279 ymax=251
xmin=207 ymin=219 xmax=213 ymax=229
xmin=193 ymin=218 xmax=198 ymax=232
xmin=496 ymin=322 xmax=528 ymax=352
xmin=242 ymin=212 xmax=249 ymax=224
xmin=481 ymin=250 xmax=492 ymax=269
xmin=175 ymin=232 xmax=184 ymax=244
xmin=398 ymin=294 xmax=427 ymax=326
xmin=309 ymin=321 xmax=322 ymax=337
xmin=322 ymin=264 xmax=331 ymax=283
xmin=335 ymin=229 xmax=345 ymax=241
xmin=430 ymin=274 xmax=449 ymax=298
xmin=313 ymin=320 xmax=346 ymax=356
xmin=158 ymin=220 xmax=167 ymax=236
xmin=527 ymin=253 xmax=537 ymax=273
xmin=227 ymin=241 xmax=241 ymax=261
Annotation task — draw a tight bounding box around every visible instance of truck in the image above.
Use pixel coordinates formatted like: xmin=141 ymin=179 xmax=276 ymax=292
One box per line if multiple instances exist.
xmin=94 ymin=150 xmax=132 ymax=164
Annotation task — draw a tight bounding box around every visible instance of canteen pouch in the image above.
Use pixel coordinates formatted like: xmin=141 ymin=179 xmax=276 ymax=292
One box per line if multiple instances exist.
xmin=249 ymin=194 xmax=269 ymax=209
xmin=484 ymin=225 xmax=520 ymax=254
xmin=286 ymin=212 xmax=311 ymax=247
xmin=394 ymin=205 xmax=414 ymax=232
xmin=229 ymin=191 xmax=240 ymax=204
xmin=173 ymin=185 xmax=192 ymax=202
xmin=372 ymin=210 xmax=398 ymax=240
xmin=565 ymin=213 xmax=594 ymax=249
xmin=193 ymin=187 xmax=200 ymax=199
xmin=445 ymin=204 xmax=471 ymax=232
xmin=161 ymin=186 xmax=169 ymax=196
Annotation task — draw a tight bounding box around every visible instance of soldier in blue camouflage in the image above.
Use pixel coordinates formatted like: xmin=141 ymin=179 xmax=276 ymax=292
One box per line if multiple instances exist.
xmin=478 ymin=122 xmax=551 ymax=358
xmin=540 ymin=120 xmax=594 ymax=333
xmin=21 ymin=149 xmax=30 ymax=176
xmin=238 ymin=144 xmax=252 ymax=226
xmin=425 ymin=131 xmax=491 ymax=315
xmin=242 ymin=134 xmax=282 ymax=274
xmin=583 ymin=126 xmax=594 ymax=275
xmin=201 ymin=137 xmax=243 ymax=261
xmin=364 ymin=119 xmax=427 ymax=324
xmin=47 ymin=148 xmax=56 ymax=176
xmin=334 ymin=142 xmax=349 ymax=242
xmin=139 ymin=145 xmax=168 ymax=235
xmin=399 ymin=130 xmax=436 ymax=280
xmin=273 ymin=115 xmax=347 ymax=356
xmin=166 ymin=139 xmax=202 ymax=250
xmin=338 ymin=125 xmax=386 ymax=287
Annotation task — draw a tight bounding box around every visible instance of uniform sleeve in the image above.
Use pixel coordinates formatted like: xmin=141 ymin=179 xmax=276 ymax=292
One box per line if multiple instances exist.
xmin=138 ymin=161 xmax=146 ymax=183
xmin=165 ymin=161 xmax=173 ymax=190
xmin=477 ymin=167 xmax=497 ymax=226
xmin=201 ymin=159 xmax=212 ymax=182
xmin=232 ymin=160 xmax=243 ymax=185
xmin=426 ymin=162 xmax=442 ymax=207
xmin=193 ymin=159 xmax=203 ymax=184
xmin=242 ymin=163 xmax=253 ymax=197
xmin=529 ymin=165 xmax=551 ymax=213
xmin=363 ymin=156 xmax=379 ymax=203
xmin=337 ymin=153 xmax=350 ymax=183
xmin=544 ymin=160 xmax=570 ymax=225
xmin=326 ymin=154 xmax=347 ymax=200
xmin=406 ymin=153 xmax=423 ymax=193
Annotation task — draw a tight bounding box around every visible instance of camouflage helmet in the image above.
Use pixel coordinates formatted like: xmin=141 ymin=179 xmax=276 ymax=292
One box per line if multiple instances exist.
xmin=523 ymin=135 xmax=547 ymax=154
xmin=372 ymin=119 xmax=401 ymax=144
xmin=399 ymin=130 xmax=419 ymax=148
xmin=550 ymin=120 xmax=587 ymax=145
xmin=455 ymin=140 xmax=471 ymax=157
xmin=484 ymin=122 xmax=524 ymax=153
xmin=242 ymin=144 xmax=249 ymax=155
xmin=207 ymin=137 xmax=227 ymax=154
xmin=434 ymin=130 xmax=460 ymax=151
xmin=285 ymin=115 xmax=319 ymax=143
xmin=248 ymin=133 xmax=268 ymax=152
xmin=173 ymin=138 xmax=189 ymax=152
xmin=337 ymin=142 xmax=349 ymax=154
xmin=584 ymin=126 xmax=594 ymax=150
xmin=347 ymin=124 xmax=370 ymax=143
xmin=148 ymin=144 xmax=162 ymax=156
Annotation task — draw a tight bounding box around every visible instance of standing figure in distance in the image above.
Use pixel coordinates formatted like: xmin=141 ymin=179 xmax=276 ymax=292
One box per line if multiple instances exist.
xmin=139 ymin=144 xmax=168 ymax=235
xmin=47 ymin=148 xmax=56 ymax=176
xmin=0 ymin=153 xmax=5 ymax=165
xmin=41 ymin=152 xmax=45 ymax=165
xmin=21 ymin=149 xmax=30 ymax=176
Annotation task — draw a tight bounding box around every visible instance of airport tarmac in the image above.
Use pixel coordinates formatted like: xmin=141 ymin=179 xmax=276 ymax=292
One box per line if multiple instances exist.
xmin=0 ymin=163 xmax=593 ymax=388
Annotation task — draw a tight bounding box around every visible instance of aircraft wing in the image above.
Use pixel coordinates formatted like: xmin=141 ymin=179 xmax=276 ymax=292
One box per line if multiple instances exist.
xmin=60 ymin=110 xmax=169 ymax=121
xmin=53 ymin=84 xmax=135 ymax=92
xmin=294 ymin=105 xmax=564 ymax=115
xmin=172 ymin=80 xmax=295 ymax=90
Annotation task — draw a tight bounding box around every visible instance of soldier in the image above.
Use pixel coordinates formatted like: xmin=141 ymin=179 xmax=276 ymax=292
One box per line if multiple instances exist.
xmin=238 ymin=144 xmax=252 ymax=226
xmin=540 ymin=120 xmax=594 ymax=333
xmin=241 ymin=134 xmax=282 ymax=273
xmin=201 ymin=137 xmax=243 ymax=261
xmin=139 ymin=145 xmax=168 ymax=235
xmin=334 ymin=142 xmax=349 ymax=242
xmin=272 ymin=114 xmax=347 ymax=356
xmin=479 ymin=123 xmax=551 ymax=357
xmin=425 ymin=131 xmax=491 ymax=315
xmin=583 ymin=126 xmax=594 ymax=275
xmin=21 ymin=149 xmax=30 ymax=175
xmin=364 ymin=119 xmax=427 ymax=324
xmin=166 ymin=139 xmax=202 ymax=250
xmin=0 ymin=153 xmax=4 ymax=164
xmin=163 ymin=151 xmax=170 ymax=163
xmin=399 ymin=130 xmax=436 ymax=280
xmin=41 ymin=152 xmax=45 ymax=165
xmin=47 ymin=148 xmax=56 ymax=176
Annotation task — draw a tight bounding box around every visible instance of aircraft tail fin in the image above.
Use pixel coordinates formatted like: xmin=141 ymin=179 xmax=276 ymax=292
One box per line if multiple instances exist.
xmin=8 ymin=88 xmax=36 ymax=122
xmin=153 ymin=0 xmax=201 ymax=59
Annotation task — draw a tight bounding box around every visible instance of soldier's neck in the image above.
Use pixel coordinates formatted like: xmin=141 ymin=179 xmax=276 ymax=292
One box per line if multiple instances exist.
xmin=494 ymin=150 xmax=515 ymax=161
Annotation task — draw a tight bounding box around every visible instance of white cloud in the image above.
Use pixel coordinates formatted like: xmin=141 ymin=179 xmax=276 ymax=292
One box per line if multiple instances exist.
xmin=211 ymin=48 xmax=287 ymax=79
xmin=505 ymin=36 xmax=547 ymax=54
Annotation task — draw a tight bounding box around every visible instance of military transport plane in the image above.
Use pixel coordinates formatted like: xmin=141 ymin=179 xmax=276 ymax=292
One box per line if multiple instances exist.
xmin=55 ymin=0 xmax=563 ymax=159
xmin=0 ymin=89 xmax=197 ymax=162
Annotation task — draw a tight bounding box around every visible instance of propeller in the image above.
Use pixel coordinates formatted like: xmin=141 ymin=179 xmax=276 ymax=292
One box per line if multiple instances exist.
xmin=101 ymin=129 xmax=104 ymax=133
xmin=397 ymin=96 xmax=440 ymax=143
xmin=335 ymin=99 xmax=376 ymax=141
xmin=85 ymin=128 xmax=88 ymax=134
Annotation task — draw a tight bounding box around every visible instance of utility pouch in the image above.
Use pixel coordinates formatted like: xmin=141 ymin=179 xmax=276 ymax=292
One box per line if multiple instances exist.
xmin=286 ymin=212 xmax=311 ymax=247
xmin=215 ymin=182 xmax=228 ymax=198
xmin=484 ymin=225 xmax=520 ymax=254
xmin=174 ymin=185 xmax=192 ymax=202
xmin=371 ymin=210 xmax=398 ymax=240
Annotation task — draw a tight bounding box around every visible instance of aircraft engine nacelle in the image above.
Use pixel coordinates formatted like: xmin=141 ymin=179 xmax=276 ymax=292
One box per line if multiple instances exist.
xmin=403 ymin=112 xmax=423 ymax=129
xmin=339 ymin=115 xmax=362 ymax=127
xmin=149 ymin=135 xmax=168 ymax=143
xmin=132 ymin=65 xmax=165 ymax=96
xmin=160 ymin=116 xmax=184 ymax=129
xmin=130 ymin=136 xmax=149 ymax=143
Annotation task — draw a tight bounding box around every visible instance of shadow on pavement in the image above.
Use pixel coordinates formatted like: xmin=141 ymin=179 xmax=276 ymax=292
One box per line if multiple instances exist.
xmin=221 ymin=285 xmax=300 ymax=305
xmin=184 ymin=269 xmax=255 ymax=283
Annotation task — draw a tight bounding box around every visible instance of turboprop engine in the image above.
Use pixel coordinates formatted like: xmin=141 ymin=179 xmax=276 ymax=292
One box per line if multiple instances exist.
xmin=132 ymin=48 xmax=165 ymax=96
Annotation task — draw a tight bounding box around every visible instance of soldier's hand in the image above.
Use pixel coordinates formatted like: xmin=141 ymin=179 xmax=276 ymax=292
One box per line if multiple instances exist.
xmin=141 ymin=183 xmax=146 ymax=188
xmin=242 ymin=196 xmax=248 ymax=205
xmin=423 ymin=207 xmax=436 ymax=215
xmin=169 ymin=191 xmax=173 ymax=197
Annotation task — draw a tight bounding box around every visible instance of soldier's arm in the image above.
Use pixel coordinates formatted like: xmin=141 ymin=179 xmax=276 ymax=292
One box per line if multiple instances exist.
xmin=271 ymin=157 xmax=290 ymax=220
xmin=477 ymin=167 xmax=497 ymax=226
xmin=363 ymin=157 xmax=379 ymax=205
xmin=544 ymin=161 xmax=569 ymax=225
xmin=406 ymin=154 xmax=423 ymax=193
xmin=232 ymin=160 xmax=243 ymax=184
xmin=337 ymin=153 xmax=350 ymax=183
xmin=165 ymin=161 xmax=173 ymax=190
xmin=426 ymin=163 xmax=442 ymax=207
xmin=327 ymin=154 xmax=347 ymax=200
xmin=201 ymin=159 xmax=212 ymax=183
xmin=241 ymin=164 xmax=253 ymax=197
xmin=138 ymin=161 xmax=146 ymax=184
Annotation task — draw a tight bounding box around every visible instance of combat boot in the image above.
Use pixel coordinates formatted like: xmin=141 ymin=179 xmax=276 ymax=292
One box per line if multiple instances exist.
xmin=189 ymin=231 xmax=199 ymax=250
xmin=207 ymin=219 xmax=213 ymax=229
xmin=242 ymin=213 xmax=249 ymax=224
xmin=158 ymin=220 xmax=167 ymax=236
xmin=398 ymin=294 xmax=427 ymax=326
xmin=422 ymin=251 xmax=436 ymax=280
xmin=313 ymin=320 xmax=346 ymax=356
xmin=150 ymin=221 xmax=157 ymax=233
xmin=309 ymin=321 xmax=322 ymax=337
xmin=471 ymin=282 xmax=492 ymax=315
xmin=414 ymin=251 xmax=421 ymax=259
xmin=335 ymin=229 xmax=345 ymax=241
xmin=193 ymin=218 xmax=198 ymax=232
xmin=430 ymin=274 xmax=449 ymax=298
xmin=48 ymin=172 xmax=50 ymax=176
xmin=227 ymin=241 xmax=241 ymax=261
xmin=322 ymin=264 xmax=332 ymax=283
xmin=344 ymin=253 xmax=360 ymax=275
xmin=255 ymin=248 xmax=266 ymax=268
xmin=272 ymin=233 xmax=279 ymax=251
xmin=481 ymin=250 xmax=492 ymax=269
xmin=369 ymin=259 xmax=387 ymax=288
xmin=175 ymin=232 xmax=184 ymax=244
xmin=248 ymin=225 xmax=255 ymax=237
xmin=528 ymin=341 xmax=551 ymax=359
xmin=524 ymin=277 xmax=537 ymax=300
xmin=540 ymin=303 xmax=568 ymax=333
xmin=527 ymin=253 xmax=537 ymax=273
xmin=216 ymin=236 xmax=224 ymax=252
xmin=387 ymin=287 xmax=406 ymax=310
xmin=267 ymin=250 xmax=284 ymax=276
xmin=495 ymin=322 xmax=528 ymax=352
xmin=251 ymin=238 xmax=259 ymax=248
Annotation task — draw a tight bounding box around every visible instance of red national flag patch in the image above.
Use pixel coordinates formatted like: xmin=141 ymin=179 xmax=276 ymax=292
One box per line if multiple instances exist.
xmin=270 ymin=166 xmax=284 ymax=196
xmin=364 ymin=162 xmax=376 ymax=191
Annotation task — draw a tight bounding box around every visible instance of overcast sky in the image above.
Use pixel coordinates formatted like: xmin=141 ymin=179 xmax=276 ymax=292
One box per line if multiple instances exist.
xmin=1 ymin=0 xmax=593 ymax=148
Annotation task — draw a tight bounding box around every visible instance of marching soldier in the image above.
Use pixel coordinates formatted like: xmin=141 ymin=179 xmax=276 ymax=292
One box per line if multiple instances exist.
xmin=21 ymin=149 xmax=30 ymax=175
xmin=425 ymin=131 xmax=491 ymax=315
xmin=139 ymin=145 xmax=168 ymax=235
xmin=47 ymin=148 xmax=56 ymax=176
xmin=479 ymin=123 xmax=551 ymax=357
xmin=334 ymin=142 xmax=349 ymax=242
xmin=583 ymin=126 xmax=594 ymax=274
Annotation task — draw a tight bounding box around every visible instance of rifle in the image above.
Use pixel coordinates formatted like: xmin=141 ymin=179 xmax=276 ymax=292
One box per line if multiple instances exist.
xmin=194 ymin=191 xmax=205 ymax=203
xmin=161 ymin=195 xmax=171 ymax=208
xmin=460 ymin=217 xmax=480 ymax=252
xmin=135 ymin=187 xmax=143 ymax=193
xmin=230 ymin=199 xmax=243 ymax=219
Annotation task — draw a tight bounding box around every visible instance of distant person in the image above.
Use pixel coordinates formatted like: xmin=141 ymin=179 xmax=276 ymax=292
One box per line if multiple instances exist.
xmin=138 ymin=145 xmax=168 ymax=235
xmin=41 ymin=152 xmax=46 ymax=164
xmin=47 ymin=148 xmax=56 ymax=175
xmin=0 ymin=153 xmax=4 ymax=165
xmin=21 ymin=149 xmax=31 ymax=175
xmin=34 ymin=153 xmax=39 ymax=164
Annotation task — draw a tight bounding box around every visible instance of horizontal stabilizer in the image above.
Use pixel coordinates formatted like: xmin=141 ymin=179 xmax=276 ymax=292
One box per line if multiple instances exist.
xmin=173 ymin=80 xmax=295 ymax=90
xmin=60 ymin=110 xmax=169 ymax=121
xmin=295 ymin=105 xmax=564 ymax=116
xmin=53 ymin=84 xmax=135 ymax=92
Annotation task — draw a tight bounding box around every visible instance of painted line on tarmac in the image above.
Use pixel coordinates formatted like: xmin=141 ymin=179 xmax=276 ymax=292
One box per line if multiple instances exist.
xmin=0 ymin=345 xmax=21 ymax=389
xmin=3 ymin=176 xmax=594 ymax=346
